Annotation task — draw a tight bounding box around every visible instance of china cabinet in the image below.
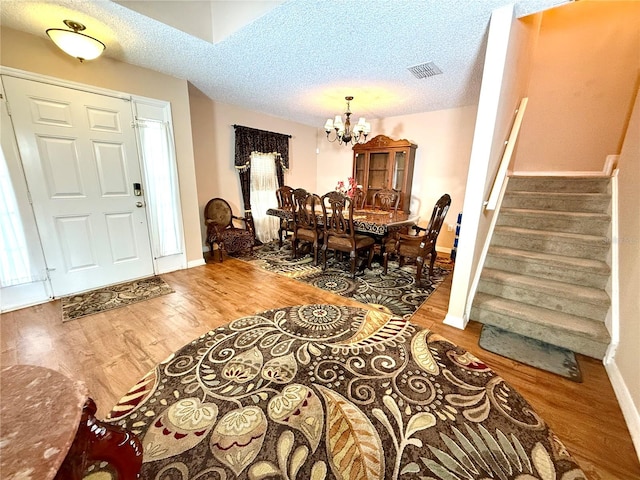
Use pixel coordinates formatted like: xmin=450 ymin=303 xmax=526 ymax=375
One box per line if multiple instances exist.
xmin=352 ymin=135 xmax=417 ymax=212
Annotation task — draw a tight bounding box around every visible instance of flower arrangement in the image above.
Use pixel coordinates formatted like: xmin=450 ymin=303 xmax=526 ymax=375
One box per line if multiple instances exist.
xmin=335 ymin=177 xmax=358 ymax=198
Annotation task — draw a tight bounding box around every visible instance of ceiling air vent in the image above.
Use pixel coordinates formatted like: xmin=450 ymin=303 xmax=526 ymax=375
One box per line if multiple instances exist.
xmin=407 ymin=62 xmax=443 ymax=79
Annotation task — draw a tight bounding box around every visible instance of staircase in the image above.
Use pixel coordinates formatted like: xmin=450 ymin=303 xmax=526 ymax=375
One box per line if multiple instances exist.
xmin=471 ymin=176 xmax=612 ymax=359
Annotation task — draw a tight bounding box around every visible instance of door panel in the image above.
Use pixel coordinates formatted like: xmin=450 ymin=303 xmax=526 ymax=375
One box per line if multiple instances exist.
xmin=55 ymin=215 xmax=97 ymax=270
xmin=29 ymin=97 xmax=73 ymax=127
xmin=38 ymin=136 xmax=85 ymax=197
xmin=105 ymin=213 xmax=139 ymax=262
xmin=3 ymin=76 xmax=154 ymax=297
xmin=94 ymin=142 xmax=129 ymax=195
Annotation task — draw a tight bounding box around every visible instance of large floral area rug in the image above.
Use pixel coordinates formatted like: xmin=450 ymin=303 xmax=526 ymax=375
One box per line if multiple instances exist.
xmin=97 ymin=304 xmax=586 ymax=480
xmin=230 ymin=240 xmax=453 ymax=317
xmin=61 ymin=276 xmax=173 ymax=321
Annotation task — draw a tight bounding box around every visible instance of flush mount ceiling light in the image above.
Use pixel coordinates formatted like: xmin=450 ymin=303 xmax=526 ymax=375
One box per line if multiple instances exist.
xmin=324 ymin=96 xmax=371 ymax=146
xmin=46 ymin=20 xmax=105 ymax=62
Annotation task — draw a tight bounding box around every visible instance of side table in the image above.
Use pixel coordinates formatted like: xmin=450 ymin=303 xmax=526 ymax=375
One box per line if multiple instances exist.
xmin=0 ymin=365 xmax=142 ymax=480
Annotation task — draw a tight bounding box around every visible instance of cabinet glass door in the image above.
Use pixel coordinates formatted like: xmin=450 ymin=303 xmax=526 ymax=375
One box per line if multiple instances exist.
xmin=393 ymin=151 xmax=406 ymax=191
xmin=368 ymin=152 xmax=389 ymax=186
xmin=354 ymin=153 xmax=366 ymax=187
xmin=367 ymin=152 xmax=389 ymax=204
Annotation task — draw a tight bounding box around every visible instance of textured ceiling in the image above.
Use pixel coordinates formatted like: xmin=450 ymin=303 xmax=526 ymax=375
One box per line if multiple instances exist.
xmin=0 ymin=0 xmax=570 ymax=127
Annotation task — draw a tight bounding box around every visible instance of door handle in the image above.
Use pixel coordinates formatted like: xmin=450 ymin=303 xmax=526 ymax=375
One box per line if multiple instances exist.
xmin=136 ymin=201 xmax=145 ymax=208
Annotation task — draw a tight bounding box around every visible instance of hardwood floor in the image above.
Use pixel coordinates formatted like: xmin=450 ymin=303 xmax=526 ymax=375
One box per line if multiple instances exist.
xmin=1 ymin=256 xmax=639 ymax=479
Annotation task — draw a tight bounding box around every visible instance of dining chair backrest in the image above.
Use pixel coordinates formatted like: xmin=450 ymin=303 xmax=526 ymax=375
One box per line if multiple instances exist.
xmin=372 ymin=188 xmax=400 ymax=211
xmin=422 ymin=193 xmax=451 ymax=247
xmin=321 ymin=191 xmax=354 ymax=238
xmin=292 ymin=188 xmax=320 ymax=229
xmin=353 ymin=186 xmax=366 ymax=210
xmin=276 ymin=185 xmax=294 ymax=209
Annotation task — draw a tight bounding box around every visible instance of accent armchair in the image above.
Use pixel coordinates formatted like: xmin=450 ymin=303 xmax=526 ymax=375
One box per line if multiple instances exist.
xmin=204 ymin=198 xmax=255 ymax=262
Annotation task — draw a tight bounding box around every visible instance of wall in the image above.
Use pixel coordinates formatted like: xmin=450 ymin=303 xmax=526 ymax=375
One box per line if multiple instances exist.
xmin=315 ymin=105 xmax=477 ymax=251
xmin=514 ymin=1 xmax=640 ymax=173
xmin=0 ymin=27 xmax=203 ymax=265
xmin=189 ymin=84 xmax=318 ymax=249
xmin=445 ymin=7 xmax=542 ymax=328
xmin=609 ymin=87 xmax=640 ymax=457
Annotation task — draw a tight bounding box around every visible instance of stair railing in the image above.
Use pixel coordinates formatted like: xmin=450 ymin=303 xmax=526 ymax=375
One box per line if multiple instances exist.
xmin=484 ymin=97 xmax=528 ymax=211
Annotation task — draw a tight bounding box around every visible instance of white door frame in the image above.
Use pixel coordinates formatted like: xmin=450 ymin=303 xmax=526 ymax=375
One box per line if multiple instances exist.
xmin=0 ymin=66 xmax=186 ymax=310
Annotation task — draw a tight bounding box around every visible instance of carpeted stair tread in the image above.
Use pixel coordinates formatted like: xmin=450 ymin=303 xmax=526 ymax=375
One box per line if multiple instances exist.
xmin=500 ymin=207 xmax=610 ymax=219
xmin=494 ymin=225 xmax=609 ymax=244
xmin=487 ymin=246 xmax=610 ymax=274
xmin=507 ymin=176 xmax=610 ymax=193
xmin=497 ymin=208 xmax=610 ymax=234
xmin=504 ymin=191 xmax=609 ymax=201
xmin=478 ymin=268 xmax=609 ymax=321
xmin=502 ymin=191 xmax=610 ymax=213
xmin=486 ymin=247 xmax=609 ymax=288
xmin=471 ymin=293 xmax=610 ymax=359
xmin=493 ymin=226 xmax=610 ymax=259
xmin=480 ymin=268 xmax=610 ymax=307
xmin=500 ymin=207 xmax=611 ymax=222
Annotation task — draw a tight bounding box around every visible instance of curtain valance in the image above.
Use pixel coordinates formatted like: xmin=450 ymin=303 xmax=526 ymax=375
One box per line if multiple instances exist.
xmin=233 ymin=125 xmax=290 ymax=171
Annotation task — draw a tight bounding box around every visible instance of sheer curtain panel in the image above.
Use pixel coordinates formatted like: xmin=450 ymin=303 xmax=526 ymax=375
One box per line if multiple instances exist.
xmin=137 ymin=119 xmax=183 ymax=258
xmin=0 ymin=139 xmax=46 ymax=288
xmin=250 ymin=152 xmax=280 ymax=243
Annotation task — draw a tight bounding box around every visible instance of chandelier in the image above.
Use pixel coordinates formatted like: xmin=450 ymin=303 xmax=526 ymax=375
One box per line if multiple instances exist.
xmin=324 ymin=96 xmax=371 ymax=145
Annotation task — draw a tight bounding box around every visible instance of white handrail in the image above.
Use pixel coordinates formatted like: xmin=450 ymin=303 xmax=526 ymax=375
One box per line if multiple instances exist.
xmin=484 ymin=97 xmax=528 ymax=211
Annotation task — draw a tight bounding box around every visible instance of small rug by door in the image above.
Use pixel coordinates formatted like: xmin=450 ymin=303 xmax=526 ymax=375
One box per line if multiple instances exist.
xmin=93 ymin=304 xmax=587 ymax=480
xmin=230 ymin=240 xmax=453 ymax=318
xmin=61 ymin=276 xmax=173 ymax=322
xmin=479 ymin=324 xmax=582 ymax=382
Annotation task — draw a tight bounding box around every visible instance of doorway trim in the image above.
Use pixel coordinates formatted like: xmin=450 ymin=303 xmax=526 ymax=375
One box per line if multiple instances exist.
xmin=0 ymin=66 xmax=187 ymax=310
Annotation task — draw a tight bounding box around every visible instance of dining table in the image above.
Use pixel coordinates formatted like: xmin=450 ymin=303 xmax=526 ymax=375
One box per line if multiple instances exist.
xmin=266 ymin=207 xmax=419 ymax=237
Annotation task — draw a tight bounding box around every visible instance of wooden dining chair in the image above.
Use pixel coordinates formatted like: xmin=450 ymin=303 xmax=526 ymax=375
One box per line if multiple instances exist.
xmin=372 ymin=188 xmax=400 ymax=211
xmin=275 ymin=185 xmax=294 ymax=247
xmin=383 ymin=194 xmax=451 ymax=284
xmin=320 ymin=191 xmax=375 ymax=277
xmin=291 ymin=188 xmax=323 ymax=265
xmin=352 ymin=186 xmax=367 ymax=210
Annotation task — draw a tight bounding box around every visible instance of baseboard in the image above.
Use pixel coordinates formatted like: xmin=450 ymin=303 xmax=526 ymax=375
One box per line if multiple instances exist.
xmin=604 ymin=358 xmax=640 ymax=461
xmin=436 ymin=246 xmax=452 ymax=255
xmin=443 ymin=313 xmax=468 ymax=329
xmin=188 ymin=258 xmax=206 ymax=268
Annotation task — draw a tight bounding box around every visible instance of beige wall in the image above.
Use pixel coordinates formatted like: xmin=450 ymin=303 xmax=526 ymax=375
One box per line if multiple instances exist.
xmin=188 ymin=84 xmax=318 ymax=249
xmin=0 ymin=27 xmax=202 ymax=264
xmin=374 ymin=106 xmax=476 ymax=249
xmin=613 ymin=87 xmax=640 ymax=455
xmin=514 ymin=1 xmax=640 ymax=173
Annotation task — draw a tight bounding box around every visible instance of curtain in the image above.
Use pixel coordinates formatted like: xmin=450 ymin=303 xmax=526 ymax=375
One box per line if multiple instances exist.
xmin=234 ymin=126 xmax=290 ymax=239
xmin=137 ymin=119 xmax=183 ymax=257
xmin=250 ymin=152 xmax=280 ymax=243
xmin=0 ymin=147 xmax=45 ymax=287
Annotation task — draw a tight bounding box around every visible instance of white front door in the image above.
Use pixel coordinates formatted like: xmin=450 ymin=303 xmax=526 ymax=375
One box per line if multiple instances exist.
xmin=3 ymin=76 xmax=154 ymax=297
